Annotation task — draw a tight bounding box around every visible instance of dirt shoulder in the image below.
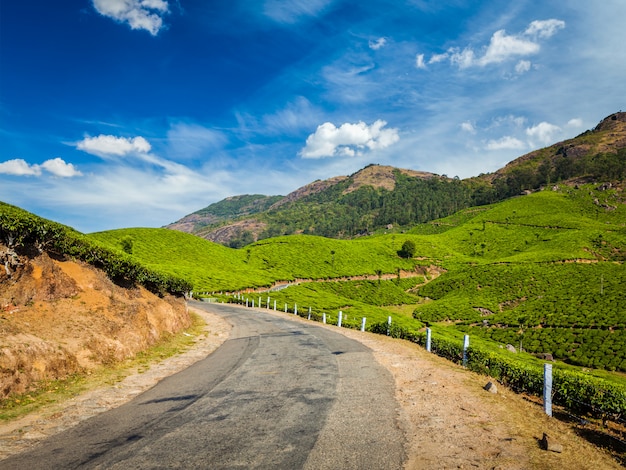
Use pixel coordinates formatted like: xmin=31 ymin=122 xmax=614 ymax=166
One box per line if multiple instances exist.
xmin=0 ymin=305 xmax=622 ymax=469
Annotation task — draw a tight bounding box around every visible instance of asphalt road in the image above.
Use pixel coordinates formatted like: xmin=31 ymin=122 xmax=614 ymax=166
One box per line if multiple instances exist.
xmin=1 ymin=302 xmax=405 ymax=469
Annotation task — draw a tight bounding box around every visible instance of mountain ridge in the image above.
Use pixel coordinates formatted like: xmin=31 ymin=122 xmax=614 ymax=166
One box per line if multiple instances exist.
xmin=168 ymin=112 xmax=626 ymax=246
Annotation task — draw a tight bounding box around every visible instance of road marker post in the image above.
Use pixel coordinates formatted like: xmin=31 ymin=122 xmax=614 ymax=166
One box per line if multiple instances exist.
xmin=361 ymin=317 xmax=366 ymax=332
xmin=338 ymin=311 xmax=343 ymax=327
xmin=426 ymin=328 xmax=432 ymax=352
xmin=544 ymin=364 xmax=553 ymax=417
xmin=463 ymin=335 xmax=470 ymax=367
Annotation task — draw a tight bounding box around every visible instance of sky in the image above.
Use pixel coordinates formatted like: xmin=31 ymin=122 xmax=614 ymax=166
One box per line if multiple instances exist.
xmin=1 ymin=1 xmax=625 ymax=233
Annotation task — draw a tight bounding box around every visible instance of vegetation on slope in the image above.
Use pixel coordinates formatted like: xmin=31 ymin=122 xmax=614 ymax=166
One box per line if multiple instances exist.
xmin=0 ymin=202 xmax=191 ymax=296
xmin=95 ymin=179 xmax=626 ymax=376
xmin=89 ymin=229 xmax=425 ymax=292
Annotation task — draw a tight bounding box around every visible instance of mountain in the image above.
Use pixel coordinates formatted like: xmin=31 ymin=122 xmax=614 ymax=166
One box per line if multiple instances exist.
xmin=168 ymin=112 xmax=626 ymax=247
xmin=482 ymin=111 xmax=626 ymax=196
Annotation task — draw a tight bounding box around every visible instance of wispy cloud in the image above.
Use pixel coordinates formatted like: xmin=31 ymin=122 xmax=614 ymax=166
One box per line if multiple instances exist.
xmin=415 ymin=53 xmax=426 ymax=69
xmin=515 ymin=60 xmax=531 ymax=74
xmin=485 ymin=136 xmax=526 ymax=151
xmin=261 ymin=97 xmax=323 ymax=136
xmin=369 ymin=37 xmax=387 ymax=50
xmin=300 ymin=120 xmax=399 ymax=158
xmin=460 ymin=121 xmax=476 ymax=133
xmin=262 ymin=0 xmax=333 ymax=24
xmin=422 ymin=18 xmax=565 ymax=71
xmin=91 ymin=0 xmax=170 ymax=35
xmin=166 ymin=123 xmax=227 ymax=160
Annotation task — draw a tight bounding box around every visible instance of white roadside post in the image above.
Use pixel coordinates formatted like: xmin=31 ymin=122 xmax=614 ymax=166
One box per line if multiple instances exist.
xmin=294 ymin=304 xmax=298 ymax=316
xmin=267 ymin=296 xmax=270 ymax=309
xmin=361 ymin=317 xmax=366 ymax=332
xmin=338 ymin=311 xmax=343 ymax=327
xmin=426 ymin=328 xmax=432 ymax=352
xmin=463 ymin=335 xmax=470 ymax=367
xmin=274 ymin=300 xmax=277 ymax=311
xmin=544 ymin=364 xmax=553 ymax=417
xmin=387 ymin=316 xmax=392 ymax=336
xmin=308 ymin=307 xmax=311 ymax=320
xmin=284 ymin=303 xmax=287 ymax=313
xmin=323 ymin=313 xmax=326 ymax=324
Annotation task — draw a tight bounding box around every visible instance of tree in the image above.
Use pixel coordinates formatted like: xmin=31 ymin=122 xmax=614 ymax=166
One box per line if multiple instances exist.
xmin=120 ymin=235 xmax=134 ymax=254
xmin=398 ymin=239 xmax=416 ymax=259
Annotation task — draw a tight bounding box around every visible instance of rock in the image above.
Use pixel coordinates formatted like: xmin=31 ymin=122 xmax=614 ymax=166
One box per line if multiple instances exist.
xmin=506 ymin=344 xmax=517 ymax=353
xmin=541 ymin=433 xmax=563 ymax=453
xmin=483 ymin=381 xmax=498 ymax=394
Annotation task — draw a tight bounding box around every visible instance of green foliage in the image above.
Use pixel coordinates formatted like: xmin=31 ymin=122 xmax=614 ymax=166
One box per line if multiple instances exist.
xmin=0 ymin=202 xmax=191 ymax=297
xmin=120 ymin=235 xmax=134 ymax=254
xmin=230 ymin=279 xmax=423 ymax=334
xmin=398 ymin=239 xmax=416 ymax=258
xmin=414 ymin=261 xmax=626 ymax=371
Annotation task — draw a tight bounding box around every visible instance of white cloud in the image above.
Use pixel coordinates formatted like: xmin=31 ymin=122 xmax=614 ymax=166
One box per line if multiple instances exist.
xmin=524 ymin=19 xmax=566 ymax=39
xmin=461 ymin=121 xmax=476 ymax=133
xmin=485 ymin=136 xmax=526 ymax=151
xmin=76 ymin=135 xmax=152 ymax=158
xmin=41 ymin=158 xmax=83 ymax=177
xmin=428 ymin=52 xmax=449 ymax=64
xmin=477 ymin=30 xmax=540 ymax=66
xmin=449 ymin=48 xmax=476 ymax=69
xmin=515 ymin=60 xmax=531 ymax=74
xmin=0 ymin=158 xmax=82 ymax=177
xmin=415 ymin=53 xmax=426 ymax=69
xmin=567 ymin=118 xmax=583 ymax=128
xmin=526 ymin=122 xmax=561 ymax=145
xmin=300 ymin=120 xmax=400 ymax=158
xmin=92 ymin=0 xmax=170 ymax=36
xmin=369 ymin=37 xmax=387 ymax=50
xmin=0 ymin=159 xmax=41 ymax=176
xmin=428 ymin=19 xmax=564 ymax=70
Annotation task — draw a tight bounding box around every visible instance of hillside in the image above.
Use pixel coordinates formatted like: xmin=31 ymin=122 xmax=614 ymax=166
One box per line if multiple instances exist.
xmin=0 ymin=242 xmax=191 ymax=401
xmin=0 ymin=203 xmax=193 ymax=401
xmin=95 ymin=181 xmax=626 ymax=373
xmin=168 ymin=112 xmax=626 ymax=247
xmin=168 ymin=164 xmax=444 ymax=246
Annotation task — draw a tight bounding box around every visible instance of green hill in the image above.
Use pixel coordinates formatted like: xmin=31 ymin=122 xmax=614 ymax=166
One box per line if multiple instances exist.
xmin=90 ymin=181 xmax=626 ymax=373
xmin=167 ymin=112 xmax=626 ymax=248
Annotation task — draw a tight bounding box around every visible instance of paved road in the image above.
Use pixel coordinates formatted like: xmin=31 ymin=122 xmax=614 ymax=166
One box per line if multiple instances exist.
xmin=1 ymin=302 xmax=405 ymax=469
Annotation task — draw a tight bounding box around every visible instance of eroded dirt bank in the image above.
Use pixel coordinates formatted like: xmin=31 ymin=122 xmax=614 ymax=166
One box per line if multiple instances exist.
xmin=0 ymin=244 xmax=190 ymax=399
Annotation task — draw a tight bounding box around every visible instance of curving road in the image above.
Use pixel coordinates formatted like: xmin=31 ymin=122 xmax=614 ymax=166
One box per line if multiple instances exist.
xmin=1 ymin=302 xmax=405 ymax=469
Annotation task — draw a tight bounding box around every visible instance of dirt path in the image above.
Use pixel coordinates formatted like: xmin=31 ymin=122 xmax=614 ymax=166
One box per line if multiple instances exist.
xmin=0 ymin=305 xmax=621 ymax=469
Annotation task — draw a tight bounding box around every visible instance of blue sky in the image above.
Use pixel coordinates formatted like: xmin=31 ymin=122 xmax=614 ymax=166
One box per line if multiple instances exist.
xmin=1 ymin=1 xmax=625 ymax=233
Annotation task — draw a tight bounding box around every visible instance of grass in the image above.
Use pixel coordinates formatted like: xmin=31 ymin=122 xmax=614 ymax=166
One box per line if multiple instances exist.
xmin=0 ymin=312 xmax=207 ymax=422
